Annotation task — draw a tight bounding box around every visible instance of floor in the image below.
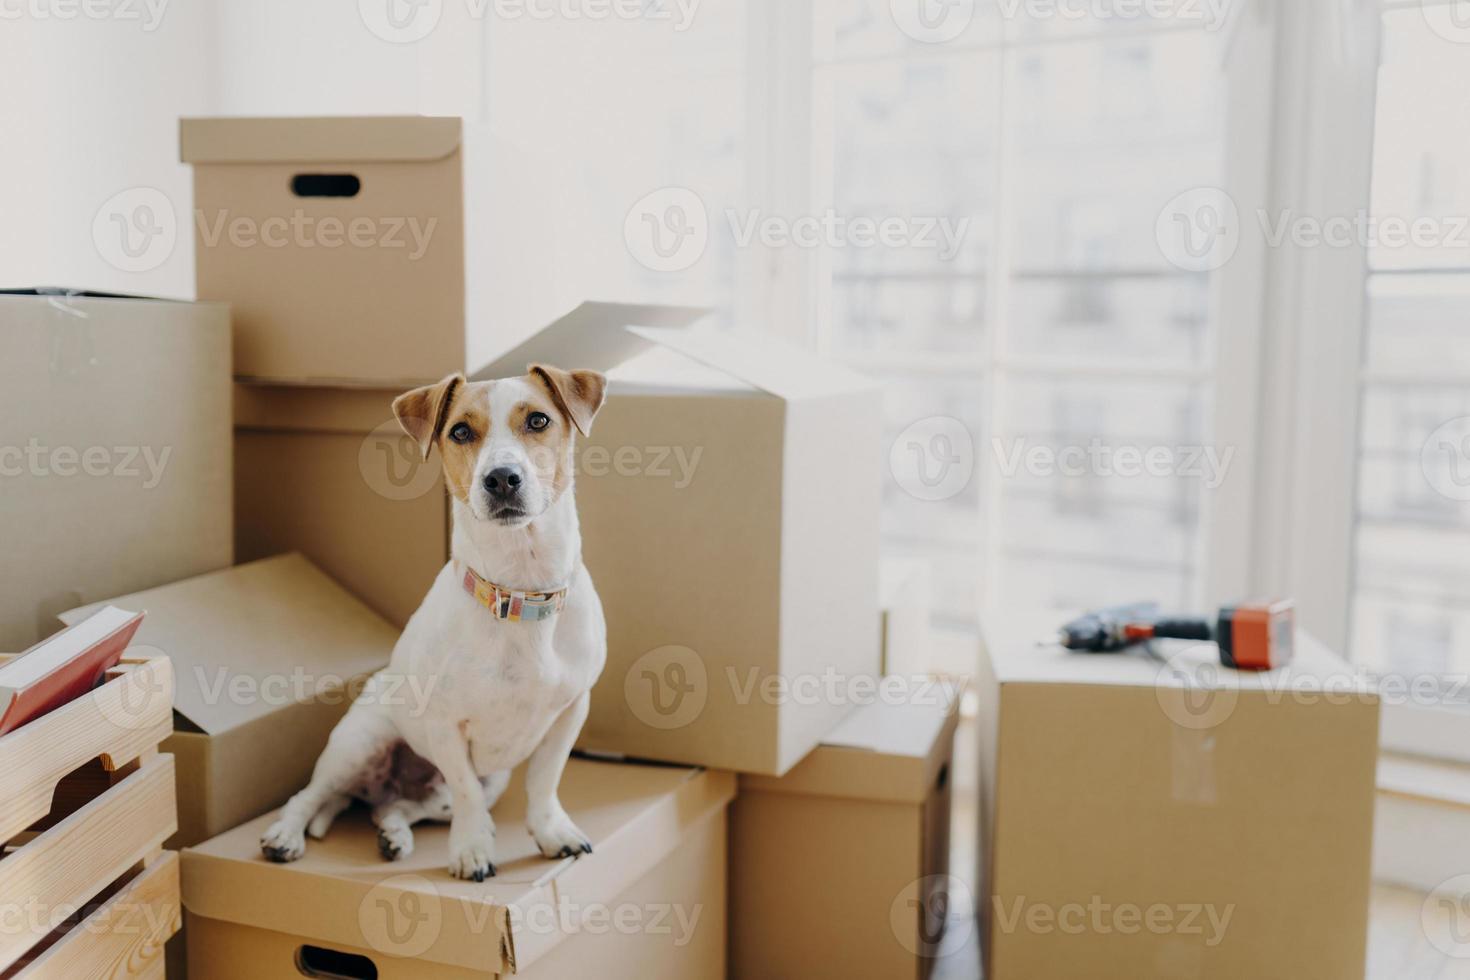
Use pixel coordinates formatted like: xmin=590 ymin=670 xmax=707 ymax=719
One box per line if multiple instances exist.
xmin=934 ymin=703 xmax=1464 ymax=979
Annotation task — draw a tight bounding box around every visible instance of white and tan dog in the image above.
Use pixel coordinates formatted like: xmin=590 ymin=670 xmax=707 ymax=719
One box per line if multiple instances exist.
xmin=260 ymin=365 xmax=608 ymax=881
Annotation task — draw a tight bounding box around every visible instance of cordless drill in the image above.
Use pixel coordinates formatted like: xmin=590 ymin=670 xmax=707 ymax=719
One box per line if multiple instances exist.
xmin=1057 ymin=599 xmax=1296 ymax=671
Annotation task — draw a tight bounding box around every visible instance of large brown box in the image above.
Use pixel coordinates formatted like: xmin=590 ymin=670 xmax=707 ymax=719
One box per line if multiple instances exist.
xmin=181 ymin=115 xmax=566 ymax=387
xmin=730 ymin=696 xmax=960 ymax=980
xmin=0 ymin=292 xmax=232 ymax=651
xmin=976 ymin=628 xmax=1379 ymax=979
xmin=61 ymin=554 xmax=396 ymax=850
xmin=181 ymin=760 xmax=734 ymax=979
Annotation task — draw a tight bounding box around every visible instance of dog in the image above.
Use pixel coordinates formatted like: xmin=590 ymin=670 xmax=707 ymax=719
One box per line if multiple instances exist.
xmin=260 ymin=364 xmax=608 ymax=881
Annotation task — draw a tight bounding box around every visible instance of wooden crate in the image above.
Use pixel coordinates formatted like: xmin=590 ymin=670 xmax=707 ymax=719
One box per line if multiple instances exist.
xmin=0 ymin=656 xmax=180 ymax=978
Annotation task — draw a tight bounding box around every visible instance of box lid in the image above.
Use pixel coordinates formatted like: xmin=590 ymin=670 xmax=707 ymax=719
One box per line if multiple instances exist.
xmin=180 ymin=116 xmax=462 ymax=164
xmin=182 ymin=759 xmax=735 ymax=975
xmin=740 ymin=693 xmax=960 ymax=804
xmin=59 ymin=554 xmax=397 ymax=736
xmin=470 ymin=301 xmax=872 ymax=400
xmin=983 ymin=623 xmax=1375 ymax=699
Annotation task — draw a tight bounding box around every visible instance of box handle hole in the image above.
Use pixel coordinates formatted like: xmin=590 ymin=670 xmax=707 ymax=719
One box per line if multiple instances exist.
xmin=290 ymin=174 xmax=361 ymax=198
xmin=935 ymin=762 xmax=949 ymax=792
xmin=295 ymin=945 xmax=378 ymax=979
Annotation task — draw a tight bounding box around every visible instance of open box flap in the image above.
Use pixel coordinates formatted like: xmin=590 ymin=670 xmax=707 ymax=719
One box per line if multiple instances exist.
xmin=180 ymin=116 xmax=462 ymax=164
xmin=468 ymin=301 xmax=710 ymax=382
xmin=181 ymin=759 xmax=735 ymax=976
xmin=626 ymin=326 xmax=874 ymax=401
xmin=739 ymin=696 xmax=959 ymax=804
xmin=59 ymin=554 xmax=398 ymax=737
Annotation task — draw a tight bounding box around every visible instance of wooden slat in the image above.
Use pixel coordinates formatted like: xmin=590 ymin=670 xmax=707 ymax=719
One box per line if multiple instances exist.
xmin=0 ymin=658 xmax=173 ymax=842
xmin=12 ymin=853 xmax=180 ymax=980
xmin=0 ymin=755 xmax=176 ymax=973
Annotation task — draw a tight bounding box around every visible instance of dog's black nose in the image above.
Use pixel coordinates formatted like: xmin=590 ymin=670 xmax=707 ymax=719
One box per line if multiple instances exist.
xmin=483 ymin=465 xmax=523 ymax=500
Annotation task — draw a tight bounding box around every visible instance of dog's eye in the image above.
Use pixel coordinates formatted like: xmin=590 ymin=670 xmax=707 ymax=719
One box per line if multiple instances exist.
xmin=527 ymin=412 xmax=551 ymax=432
xmin=448 ymin=422 xmax=475 ymax=444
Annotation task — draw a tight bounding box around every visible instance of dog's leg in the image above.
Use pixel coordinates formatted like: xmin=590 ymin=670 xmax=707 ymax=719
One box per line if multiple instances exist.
xmin=427 ymin=723 xmax=497 ymax=881
xmin=260 ymin=706 xmax=397 ymax=862
xmin=525 ymin=692 xmax=593 ymax=859
xmin=481 ymin=770 xmax=511 ymax=810
xmin=371 ymin=781 xmax=451 ymax=861
xmin=306 ymin=793 xmax=352 ymax=840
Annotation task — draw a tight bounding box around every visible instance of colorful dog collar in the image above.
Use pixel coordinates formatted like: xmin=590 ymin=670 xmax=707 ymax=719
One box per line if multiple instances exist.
xmin=459 ymin=563 xmax=569 ymax=622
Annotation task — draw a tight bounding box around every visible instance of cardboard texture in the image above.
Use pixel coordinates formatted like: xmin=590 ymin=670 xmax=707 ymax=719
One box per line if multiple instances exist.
xmin=181 ymin=115 xmax=574 ymax=386
xmin=880 ymin=558 xmax=932 ymax=677
xmin=181 ymin=759 xmax=735 ymax=979
xmin=730 ymin=696 xmax=959 ymax=980
xmin=0 ymin=292 xmax=232 ymax=651
xmin=976 ymin=627 xmax=1379 ymax=980
xmin=59 ymin=554 xmax=397 ymax=850
xmin=229 ymin=301 xmax=881 ymax=774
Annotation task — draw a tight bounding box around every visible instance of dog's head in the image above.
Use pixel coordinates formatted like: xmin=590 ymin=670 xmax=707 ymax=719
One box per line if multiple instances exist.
xmin=393 ymin=364 xmax=607 ymax=528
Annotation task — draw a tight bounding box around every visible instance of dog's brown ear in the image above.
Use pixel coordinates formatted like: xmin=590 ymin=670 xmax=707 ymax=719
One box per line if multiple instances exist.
xmin=528 ymin=364 xmax=607 ymax=437
xmin=393 ymin=372 xmax=465 ymax=461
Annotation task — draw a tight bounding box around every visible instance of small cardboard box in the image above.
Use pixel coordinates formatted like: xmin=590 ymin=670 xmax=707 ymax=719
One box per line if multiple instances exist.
xmin=976 ymin=628 xmax=1379 ymax=979
xmin=232 ymin=301 xmax=882 ymax=774
xmin=0 ymin=291 xmax=232 ymax=651
xmin=181 ymin=759 xmax=735 ymax=979
xmin=60 ymin=553 xmax=397 ymax=850
xmin=880 ymin=558 xmax=932 ymax=677
xmin=181 ymin=115 xmax=566 ymax=386
xmin=730 ymin=695 xmax=960 ymax=980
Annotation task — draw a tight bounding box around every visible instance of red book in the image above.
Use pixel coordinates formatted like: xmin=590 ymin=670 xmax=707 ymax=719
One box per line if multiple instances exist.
xmin=0 ymin=606 xmax=144 ymax=736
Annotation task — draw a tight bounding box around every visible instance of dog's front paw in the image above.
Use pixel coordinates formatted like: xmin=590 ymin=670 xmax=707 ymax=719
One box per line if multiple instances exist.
xmin=260 ymin=820 xmax=306 ymax=863
xmin=529 ymin=810 xmax=593 ymax=860
xmin=378 ymin=825 xmax=415 ymax=862
xmin=448 ymin=833 xmax=497 ymax=881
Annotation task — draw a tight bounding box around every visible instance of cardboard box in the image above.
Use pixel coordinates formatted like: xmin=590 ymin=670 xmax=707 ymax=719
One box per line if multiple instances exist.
xmin=60 ymin=553 xmax=397 ymax=850
xmin=0 ymin=290 xmax=232 ymax=651
xmin=181 ymin=115 xmax=567 ymax=386
xmin=976 ymin=628 xmax=1379 ymax=979
xmin=880 ymin=558 xmax=933 ymax=677
xmin=230 ymin=301 xmax=881 ymax=773
xmin=729 ymin=696 xmax=959 ymax=980
xmin=181 ymin=759 xmax=735 ymax=979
